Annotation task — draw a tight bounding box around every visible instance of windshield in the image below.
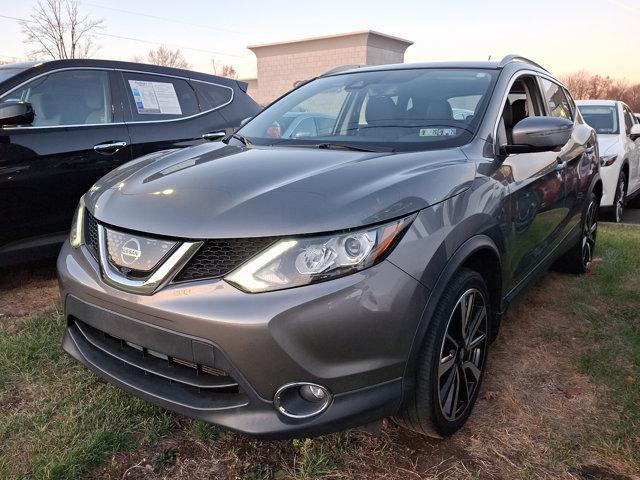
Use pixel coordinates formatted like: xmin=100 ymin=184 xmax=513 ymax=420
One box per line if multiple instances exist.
xmin=578 ymin=105 xmax=619 ymax=134
xmin=238 ymin=68 xmax=498 ymax=152
xmin=0 ymin=68 xmax=27 ymax=84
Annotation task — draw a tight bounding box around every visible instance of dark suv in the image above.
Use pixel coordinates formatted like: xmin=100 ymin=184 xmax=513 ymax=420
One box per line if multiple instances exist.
xmin=58 ymin=56 xmax=601 ymax=439
xmin=0 ymin=59 xmax=260 ymax=266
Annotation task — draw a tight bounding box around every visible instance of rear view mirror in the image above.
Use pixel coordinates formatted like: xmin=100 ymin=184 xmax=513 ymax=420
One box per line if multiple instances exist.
xmin=630 ymin=124 xmax=640 ymax=141
xmin=0 ymin=101 xmax=34 ymax=127
xmin=502 ymin=116 xmax=573 ymax=155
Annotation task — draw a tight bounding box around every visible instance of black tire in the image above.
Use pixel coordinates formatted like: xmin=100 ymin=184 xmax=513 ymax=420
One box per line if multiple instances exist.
xmin=394 ymin=268 xmax=491 ymax=438
xmin=611 ymin=172 xmax=626 ymax=223
xmin=554 ymin=191 xmax=598 ymax=274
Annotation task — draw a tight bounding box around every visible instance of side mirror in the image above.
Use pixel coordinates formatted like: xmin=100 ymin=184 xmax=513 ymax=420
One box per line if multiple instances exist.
xmin=0 ymin=101 xmax=35 ymax=127
xmin=630 ymin=124 xmax=640 ymax=141
xmin=501 ymin=116 xmax=573 ymax=155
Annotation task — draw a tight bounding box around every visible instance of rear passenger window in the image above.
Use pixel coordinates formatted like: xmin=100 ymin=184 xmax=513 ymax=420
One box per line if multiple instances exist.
xmin=192 ymin=81 xmax=233 ymax=110
xmin=539 ymin=78 xmax=573 ymax=120
xmin=122 ymin=72 xmax=199 ymax=121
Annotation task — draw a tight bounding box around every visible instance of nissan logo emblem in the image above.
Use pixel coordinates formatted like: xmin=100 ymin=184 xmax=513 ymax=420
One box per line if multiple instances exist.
xmin=121 ymin=238 xmax=142 ymax=265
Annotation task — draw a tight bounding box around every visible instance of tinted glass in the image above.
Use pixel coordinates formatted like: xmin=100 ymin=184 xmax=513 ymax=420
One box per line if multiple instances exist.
xmin=192 ymin=81 xmax=233 ymax=110
xmin=539 ymin=78 xmax=572 ymax=120
xmin=239 ymin=68 xmax=498 ymax=152
xmin=578 ymin=105 xmax=619 ymax=134
xmin=122 ymin=72 xmax=198 ymax=121
xmin=0 ymin=70 xmax=112 ymax=126
xmin=623 ymin=107 xmax=635 ymax=133
xmin=0 ymin=68 xmax=27 ymax=83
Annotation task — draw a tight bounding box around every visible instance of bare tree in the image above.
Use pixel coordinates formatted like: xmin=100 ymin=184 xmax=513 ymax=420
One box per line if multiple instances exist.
xmin=220 ymin=64 xmax=237 ymax=79
xmin=133 ymin=46 xmax=190 ymax=69
xmin=211 ymin=57 xmax=238 ymax=78
xmin=560 ymin=71 xmax=640 ymax=111
xmin=20 ymin=0 xmax=103 ymax=59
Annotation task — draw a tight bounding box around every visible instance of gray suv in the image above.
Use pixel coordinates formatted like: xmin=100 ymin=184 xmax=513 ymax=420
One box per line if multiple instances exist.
xmin=58 ymin=55 xmax=601 ymax=439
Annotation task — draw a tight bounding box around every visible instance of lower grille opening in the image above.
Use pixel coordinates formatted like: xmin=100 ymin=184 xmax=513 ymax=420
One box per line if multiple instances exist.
xmin=68 ymin=317 xmax=248 ymax=410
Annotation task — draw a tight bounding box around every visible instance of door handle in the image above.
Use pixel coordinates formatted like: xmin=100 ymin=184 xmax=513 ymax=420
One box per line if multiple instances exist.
xmin=94 ymin=141 xmax=127 ymax=154
xmin=202 ymin=131 xmax=226 ymax=141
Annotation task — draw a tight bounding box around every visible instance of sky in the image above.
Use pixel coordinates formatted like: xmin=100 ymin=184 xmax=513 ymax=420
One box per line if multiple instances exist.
xmin=1 ymin=0 xmax=639 ymax=81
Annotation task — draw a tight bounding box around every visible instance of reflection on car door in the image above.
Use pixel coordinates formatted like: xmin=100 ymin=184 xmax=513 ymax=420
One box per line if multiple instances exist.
xmin=119 ymin=71 xmax=231 ymax=158
xmin=498 ymin=75 xmax=570 ymax=292
xmin=622 ymin=104 xmax=640 ymax=195
xmin=541 ymin=81 xmax=591 ymax=238
xmin=0 ymin=69 xmax=131 ymax=254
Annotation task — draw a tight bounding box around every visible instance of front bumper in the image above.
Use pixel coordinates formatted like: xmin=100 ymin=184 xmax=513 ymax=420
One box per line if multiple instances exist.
xmin=58 ymin=240 xmax=429 ymax=438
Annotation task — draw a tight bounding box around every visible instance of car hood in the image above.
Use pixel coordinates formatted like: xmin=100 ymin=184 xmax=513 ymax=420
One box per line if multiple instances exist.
xmin=596 ymin=135 xmax=621 ymax=156
xmin=86 ymin=142 xmax=474 ymax=238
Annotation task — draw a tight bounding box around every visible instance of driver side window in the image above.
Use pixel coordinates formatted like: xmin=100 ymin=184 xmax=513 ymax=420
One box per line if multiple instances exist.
xmin=497 ymin=76 xmax=543 ymax=147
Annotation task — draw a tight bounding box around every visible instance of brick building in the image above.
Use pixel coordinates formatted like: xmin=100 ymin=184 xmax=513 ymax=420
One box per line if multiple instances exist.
xmin=243 ymin=30 xmax=413 ymax=105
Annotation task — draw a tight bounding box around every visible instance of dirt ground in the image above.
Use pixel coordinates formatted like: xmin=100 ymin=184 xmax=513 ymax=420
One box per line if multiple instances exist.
xmin=1 ymin=260 xmax=637 ymax=479
xmin=0 ymin=260 xmax=60 ymax=330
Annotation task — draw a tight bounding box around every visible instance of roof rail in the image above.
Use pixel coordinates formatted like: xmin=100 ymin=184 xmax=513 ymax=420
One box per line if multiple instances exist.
xmin=321 ymin=64 xmax=366 ymax=76
xmin=498 ymin=55 xmax=548 ymax=72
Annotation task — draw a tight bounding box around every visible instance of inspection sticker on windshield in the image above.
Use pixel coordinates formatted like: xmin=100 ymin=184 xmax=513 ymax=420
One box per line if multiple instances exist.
xmin=419 ymin=128 xmax=457 ymax=137
xmin=128 ymin=80 xmax=182 ymax=115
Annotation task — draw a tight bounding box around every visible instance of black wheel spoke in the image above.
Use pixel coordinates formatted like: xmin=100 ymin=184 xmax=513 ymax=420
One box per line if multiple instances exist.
xmin=439 ymin=352 xmax=456 ymax=378
xmin=438 ymin=288 xmax=488 ymax=421
xmin=466 ymin=306 xmax=486 ymax=348
xmin=581 ymin=200 xmax=598 ymax=267
xmin=442 ymin=366 xmax=460 ymax=418
xmin=468 ymin=332 xmax=487 ymax=350
xmin=462 ymin=360 xmax=481 ymax=382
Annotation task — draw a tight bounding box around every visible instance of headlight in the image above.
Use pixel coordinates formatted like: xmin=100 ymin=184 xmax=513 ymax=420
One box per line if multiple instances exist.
xmin=600 ymin=154 xmax=617 ymax=167
xmin=69 ymin=196 xmax=85 ymax=249
xmin=225 ymin=215 xmax=415 ymax=293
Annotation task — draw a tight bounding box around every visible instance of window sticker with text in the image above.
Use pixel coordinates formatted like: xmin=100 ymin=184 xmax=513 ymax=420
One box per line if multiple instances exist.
xmin=128 ymin=80 xmax=182 ymax=115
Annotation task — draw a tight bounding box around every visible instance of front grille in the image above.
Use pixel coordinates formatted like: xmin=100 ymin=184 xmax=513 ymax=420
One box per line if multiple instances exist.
xmin=84 ymin=209 xmax=99 ymax=259
xmin=82 ymin=209 xmax=277 ymax=283
xmin=174 ymin=237 xmax=278 ymax=282
xmin=68 ymin=318 xmax=248 ymax=410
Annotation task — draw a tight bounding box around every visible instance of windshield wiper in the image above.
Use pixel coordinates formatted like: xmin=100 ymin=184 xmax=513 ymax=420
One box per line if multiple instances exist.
xmin=274 ymin=142 xmax=393 ymax=153
xmin=316 ymin=142 xmax=394 ymax=152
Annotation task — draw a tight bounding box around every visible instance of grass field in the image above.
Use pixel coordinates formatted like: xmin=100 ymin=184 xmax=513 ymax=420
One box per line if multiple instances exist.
xmin=0 ymin=224 xmax=639 ymax=479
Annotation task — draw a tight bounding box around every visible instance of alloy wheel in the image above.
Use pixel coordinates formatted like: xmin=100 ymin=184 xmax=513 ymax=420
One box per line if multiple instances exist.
xmin=615 ymin=177 xmax=625 ymax=222
xmin=582 ymin=199 xmax=598 ymax=269
xmin=438 ymin=288 xmax=488 ymax=421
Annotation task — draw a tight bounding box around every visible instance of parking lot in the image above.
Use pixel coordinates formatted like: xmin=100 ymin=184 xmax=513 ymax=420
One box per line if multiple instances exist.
xmin=2 ymin=2 xmax=640 ymax=479
xmin=1 ymin=223 xmax=639 ymax=479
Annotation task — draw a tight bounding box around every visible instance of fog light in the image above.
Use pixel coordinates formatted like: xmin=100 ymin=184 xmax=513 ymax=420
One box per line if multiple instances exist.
xmin=274 ymin=382 xmax=332 ymax=419
xmin=300 ymin=384 xmax=327 ymax=402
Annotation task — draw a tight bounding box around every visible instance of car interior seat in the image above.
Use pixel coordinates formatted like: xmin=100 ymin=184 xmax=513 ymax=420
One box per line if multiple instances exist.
xmin=359 ymin=95 xmax=400 ymax=138
xmin=84 ymin=87 xmax=108 ymax=124
xmin=511 ymin=99 xmax=528 ymax=126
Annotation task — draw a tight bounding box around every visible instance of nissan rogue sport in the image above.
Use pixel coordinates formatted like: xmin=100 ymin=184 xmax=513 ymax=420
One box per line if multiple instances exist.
xmin=58 ymin=56 xmax=601 ymax=439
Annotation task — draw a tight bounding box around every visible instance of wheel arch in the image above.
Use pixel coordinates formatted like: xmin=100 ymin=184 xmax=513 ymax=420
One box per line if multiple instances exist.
xmin=621 ymin=160 xmax=630 ymax=189
xmin=400 ymin=234 xmax=503 ymax=402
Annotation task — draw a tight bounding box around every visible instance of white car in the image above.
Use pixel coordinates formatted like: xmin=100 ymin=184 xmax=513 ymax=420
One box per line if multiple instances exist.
xmin=577 ymin=100 xmax=640 ymax=222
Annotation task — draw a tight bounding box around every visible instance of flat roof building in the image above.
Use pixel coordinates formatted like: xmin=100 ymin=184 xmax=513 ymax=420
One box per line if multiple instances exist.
xmin=243 ymin=30 xmax=413 ymax=105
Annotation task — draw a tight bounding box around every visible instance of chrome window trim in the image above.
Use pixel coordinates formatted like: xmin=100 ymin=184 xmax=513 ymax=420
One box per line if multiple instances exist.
xmin=97 ymin=224 xmax=202 ymax=295
xmin=491 ymin=69 xmax=540 ymax=149
xmin=491 ymin=68 xmax=571 ymax=150
xmin=0 ymin=66 xmax=234 ymax=130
